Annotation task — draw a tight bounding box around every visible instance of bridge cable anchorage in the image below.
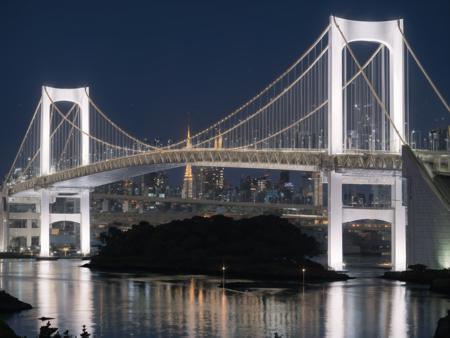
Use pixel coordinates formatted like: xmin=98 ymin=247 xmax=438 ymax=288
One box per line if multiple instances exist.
xmin=187 ymin=47 xmax=329 ymax=149
xmin=333 ymin=17 xmax=408 ymax=147
xmin=83 ymin=88 xmax=159 ymax=150
xmin=159 ymin=25 xmax=331 ymax=150
xmin=43 ymin=87 xmax=144 ymax=155
xmin=397 ymin=22 xmax=450 ymax=115
xmin=232 ymin=100 xmax=328 ymax=150
xmin=4 ymin=98 xmax=42 ymax=184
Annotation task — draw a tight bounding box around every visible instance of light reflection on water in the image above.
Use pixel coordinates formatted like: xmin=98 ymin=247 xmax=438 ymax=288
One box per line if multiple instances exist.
xmin=0 ymin=259 xmax=449 ymax=338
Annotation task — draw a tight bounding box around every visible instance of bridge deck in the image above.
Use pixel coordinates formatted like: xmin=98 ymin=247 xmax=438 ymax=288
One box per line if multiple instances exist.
xmin=7 ymin=149 xmax=403 ymax=195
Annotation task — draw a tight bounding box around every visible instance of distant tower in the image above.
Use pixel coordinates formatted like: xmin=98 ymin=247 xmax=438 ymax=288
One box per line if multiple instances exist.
xmin=182 ymin=126 xmax=194 ymax=199
xmin=214 ymin=130 xmax=223 ymax=149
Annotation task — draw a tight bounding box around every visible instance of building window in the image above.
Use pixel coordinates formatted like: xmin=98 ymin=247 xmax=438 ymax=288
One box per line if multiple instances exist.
xmin=9 ymin=203 xmax=36 ymax=213
xmin=51 ymin=198 xmax=80 ymax=214
xmin=31 ymin=236 xmax=40 ymax=246
xmin=342 ymin=184 xmax=391 ymax=209
xmin=9 ymin=220 xmax=27 ymax=228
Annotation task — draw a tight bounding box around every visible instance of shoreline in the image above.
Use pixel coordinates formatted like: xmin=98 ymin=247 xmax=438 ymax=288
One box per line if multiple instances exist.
xmin=84 ymin=258 xmax=351 ymax=283
xmin=383 ymin=269 xmax=450 ymax=295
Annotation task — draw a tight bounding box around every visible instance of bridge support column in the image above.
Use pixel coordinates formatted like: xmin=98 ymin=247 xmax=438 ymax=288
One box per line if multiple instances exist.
xmin=327 ymin=171 xmax=343 ymax=271
xmin=40 ymin=189 xmax=50 ymax=257
xmin=80 ymin=189 xmax=90 ymax=255
xmin=0 ymin=193 xmax=8 ymax=252
xmin=0 ymin=219 xmax=6 ymax=252
xmin=392 ymin=175 xmax=407 ymax=271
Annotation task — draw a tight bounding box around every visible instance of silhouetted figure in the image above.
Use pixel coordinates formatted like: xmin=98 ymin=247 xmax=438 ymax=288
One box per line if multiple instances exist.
xmin=274 ymin=333 xmax=283 ymax=338
xmin=63 ymin=329 xmax=71 ymax=338
xmin=434 ymin=310 xmax=450 ymax=338
xmin=80 ymin=325 xmax=90 ymax=337
xmin=39 ymin=321 xmax=58 ymax=338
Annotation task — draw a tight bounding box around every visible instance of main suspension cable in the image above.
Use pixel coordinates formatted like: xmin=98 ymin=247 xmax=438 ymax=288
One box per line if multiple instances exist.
xmin=44 ymin=87 xmax=140 ymax=154
xmin=161 ymin=25 xmax=331 ymax=149
xmin=397 ymin=21 xmax=450 ymax=114
xmin=190 ymin=47 xmax=329 ymax=149
xmin=232 ymin=100 xmax=328 ymax=150
xmin=5 ymin=99 xmax=42 ymax=183
xmin=84 ymin=89 xmax=158 ymax=150
xmin=343 ymin=44 xmax=384 ymax=90
xmin=18 ymin=103 xmax=79 ymax=179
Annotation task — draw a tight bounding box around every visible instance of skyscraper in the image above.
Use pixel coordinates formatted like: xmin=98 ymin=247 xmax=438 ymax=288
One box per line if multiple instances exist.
xmin=194 ymin=167 xmax=224 ymax=199
xmin=143 ymin=171 xmax=168 ymax=197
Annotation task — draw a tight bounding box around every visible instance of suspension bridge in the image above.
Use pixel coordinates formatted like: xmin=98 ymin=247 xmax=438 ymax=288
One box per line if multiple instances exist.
xmin=1 ymin=16 xmax=449 ymax=271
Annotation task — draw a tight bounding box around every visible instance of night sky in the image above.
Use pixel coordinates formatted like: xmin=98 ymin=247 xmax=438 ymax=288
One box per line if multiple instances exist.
xmin=0 ymin=0 xmax=449 ymax=181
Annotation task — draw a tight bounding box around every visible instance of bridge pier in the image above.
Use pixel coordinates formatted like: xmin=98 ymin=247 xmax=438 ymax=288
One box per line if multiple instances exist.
xmin=39 ymin=189 xmax=91 ymax=257
xmin=80 ymin=190 xmax=91 ymax=256
xmin=0 ymin=191 xmax=8 ymax=252
xmin=327 ymin=171 xmax=344 ymax=271
xmin=327 ymin=170 xmax=407 ymax=271
xmin=39 ymin=189 xmax=50 ymax=257
xmin=392 ymin=175 xmax=407 ymax=271
xmin=0 ymin=219 xmax=6 ymax=252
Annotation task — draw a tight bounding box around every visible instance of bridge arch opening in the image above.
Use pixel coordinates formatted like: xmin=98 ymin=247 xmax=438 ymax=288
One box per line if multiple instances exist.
xmin=49 ymin=220 xmax=81 ymax=255
xmin=342 ymin=41 xmax=391 ymax=152
xmin=49 ymin=101 xmax=83 ymax=172
xmin=343 ymin=219 xmax=392 ymax=268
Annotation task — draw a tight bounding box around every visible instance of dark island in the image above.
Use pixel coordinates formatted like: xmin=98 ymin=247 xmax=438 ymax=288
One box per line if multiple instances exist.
xmin=0 ymin=290 xmax=32 ymax=338
xmin=383 ymin=264 xmax=450 ymax=295
xmin=86 ymin=215 xmax=349 ymax=282
xmin=0 ymin=290 xmax=32 ymax=312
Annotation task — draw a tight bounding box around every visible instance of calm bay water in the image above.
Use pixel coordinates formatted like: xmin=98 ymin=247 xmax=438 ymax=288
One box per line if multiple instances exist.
xmin=0 ymin=259 xmax=448 ymax=338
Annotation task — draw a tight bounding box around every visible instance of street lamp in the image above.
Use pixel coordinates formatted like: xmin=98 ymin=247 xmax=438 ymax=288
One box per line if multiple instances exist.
xmin=302 ymin=268 xmax=306 ymax=285
xmin=222 ymin=265 xmax=226 ymax=289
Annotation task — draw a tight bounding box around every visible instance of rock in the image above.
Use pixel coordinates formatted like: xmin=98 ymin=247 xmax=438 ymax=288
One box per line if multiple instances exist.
xmin=431 ymin=279 xmax=450 ymax=295
xmin=0 ymin=290 xmax=32 ymax=312
xmin=434 ymin=310 xmax=450 ymax=338
xmin=0 ymin=319 xmax=20 ymax=338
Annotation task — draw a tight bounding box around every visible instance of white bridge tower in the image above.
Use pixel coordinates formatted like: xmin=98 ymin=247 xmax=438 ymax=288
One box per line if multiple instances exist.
xmin=327 ymin=17 xmax=406 ymax=271
xmin=39 ymin=86 xmax=91 ymax=256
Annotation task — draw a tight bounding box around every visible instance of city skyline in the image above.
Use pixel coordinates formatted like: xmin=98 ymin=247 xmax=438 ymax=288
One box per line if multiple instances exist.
xmin=1 ymin=0 xmax=450 ymax=179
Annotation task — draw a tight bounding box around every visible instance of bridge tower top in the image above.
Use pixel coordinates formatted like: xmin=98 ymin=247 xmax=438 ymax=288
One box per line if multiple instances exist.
xmin=328 ymin=16 xmax=405 ymax=154
xmin=40 ymin=86 xmax=90 ymax=175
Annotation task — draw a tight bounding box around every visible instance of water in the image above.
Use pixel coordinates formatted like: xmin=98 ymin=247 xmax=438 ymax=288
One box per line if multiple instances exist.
xmin=0 ymin=259 xmax=449 ymax=338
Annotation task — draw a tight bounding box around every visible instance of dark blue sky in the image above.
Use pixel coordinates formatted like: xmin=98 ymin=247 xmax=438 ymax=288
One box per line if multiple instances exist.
xmin=1 ymin=0 xmax=449 ymax=180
